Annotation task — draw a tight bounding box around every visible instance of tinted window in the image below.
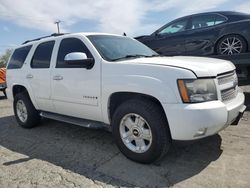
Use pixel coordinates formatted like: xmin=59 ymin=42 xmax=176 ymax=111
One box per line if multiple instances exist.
xmin=191 ymin=14 xmax=226 ymax=30
xmin=215 ymin=15 xmax=227 ymax=24
xmin=56 ymin=38 xmax=93 ymax=68
xmin=31 ymin=41 xmax=55 ymax=68
xmin=88 ymin=35 xmax=157 ymax=61
xmin=158 ymin=19 xmax=188 ymax=35
xmin=7 ymin=45 xmax=32 ymax=69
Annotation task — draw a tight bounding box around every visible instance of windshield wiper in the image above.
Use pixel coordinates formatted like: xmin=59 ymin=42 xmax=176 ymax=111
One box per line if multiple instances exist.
xmin=144 ymin=54 xmax=161 ymax=58
xmin=111 ymin=54 xmax=147 ymax=61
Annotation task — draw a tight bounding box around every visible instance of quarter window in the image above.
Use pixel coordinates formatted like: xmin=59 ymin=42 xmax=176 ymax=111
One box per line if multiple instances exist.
xmin=215 ymin=15 xmax=227 ymax=25
xmin=56 ymin=38 xmax=93 ymax=68
xmin=31 ymin=41 xmax=55 ymax=69
xmin=191 ymin=14 xmax=227 ymax=30
xmin=7 ymin=45 xmax=32 ymax=69
xmin=158 ymin=19 xmax=188 ymax=35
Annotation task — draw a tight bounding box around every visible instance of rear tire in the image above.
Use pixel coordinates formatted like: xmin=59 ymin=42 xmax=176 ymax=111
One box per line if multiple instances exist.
xmin=3 ymin=89 xmax=6 ymax=97
xmin=216 ymin=34 xmax=247 ymax=55
xmin=14 ymin=92 xmax=40 ymax=128
xmin=112 ymin=99 xmax=171 ymax=164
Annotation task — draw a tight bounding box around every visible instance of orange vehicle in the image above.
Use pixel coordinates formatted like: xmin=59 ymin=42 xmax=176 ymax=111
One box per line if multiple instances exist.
xmin=0 ymin=68 xmax=7 ymax=97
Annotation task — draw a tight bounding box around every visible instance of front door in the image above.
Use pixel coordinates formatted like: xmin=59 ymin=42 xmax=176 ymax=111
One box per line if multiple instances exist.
xmin=144 ymin=17 xmax=190 ymax=56
xmin=51 ymin=37 xmax=102 ymax=121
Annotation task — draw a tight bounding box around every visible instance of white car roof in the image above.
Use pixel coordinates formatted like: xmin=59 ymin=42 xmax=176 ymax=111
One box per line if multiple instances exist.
xmin=18 ymin=32 xmax=124 ymax=49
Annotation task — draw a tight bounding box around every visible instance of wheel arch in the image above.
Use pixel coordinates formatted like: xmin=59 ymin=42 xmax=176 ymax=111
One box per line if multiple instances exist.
xmin=107 ymin=91 xmax=172 ymax=138
xmin=12 ymin=84 xmax=39 ymax=109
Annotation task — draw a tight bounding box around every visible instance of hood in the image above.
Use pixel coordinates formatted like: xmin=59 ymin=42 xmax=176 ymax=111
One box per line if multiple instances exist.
xmin=123 ymin=56 xmax=235 ymax=77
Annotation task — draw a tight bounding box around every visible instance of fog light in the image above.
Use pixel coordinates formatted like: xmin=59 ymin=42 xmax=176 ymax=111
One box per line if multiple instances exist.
xmin=194 ymin=128 xmax=207 ymax=137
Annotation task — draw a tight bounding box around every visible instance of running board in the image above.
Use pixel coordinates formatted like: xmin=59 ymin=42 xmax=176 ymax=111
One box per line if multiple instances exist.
xmin=40 ymin=112 xmax=110 ymax=131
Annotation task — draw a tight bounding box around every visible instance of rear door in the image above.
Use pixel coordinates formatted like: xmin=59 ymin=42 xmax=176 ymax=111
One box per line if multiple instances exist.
xmin=26 ymin=41 xmax=55 ymax=112
xmin=185 ymin=14 xmax=227 ymax=55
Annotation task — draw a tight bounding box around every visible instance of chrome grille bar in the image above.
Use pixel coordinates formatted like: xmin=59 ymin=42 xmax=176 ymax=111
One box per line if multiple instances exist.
xmin=217 ymin=70 xmax=238 ymax=102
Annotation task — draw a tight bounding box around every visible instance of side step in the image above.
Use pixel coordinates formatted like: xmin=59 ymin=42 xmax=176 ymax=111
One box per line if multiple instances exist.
xmin=40 ymin=112 xmax=111 ymax=131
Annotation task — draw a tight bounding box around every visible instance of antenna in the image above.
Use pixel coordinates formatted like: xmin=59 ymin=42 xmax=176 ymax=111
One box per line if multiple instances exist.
xmin=54 ymin=20 xmax=61 ymax=34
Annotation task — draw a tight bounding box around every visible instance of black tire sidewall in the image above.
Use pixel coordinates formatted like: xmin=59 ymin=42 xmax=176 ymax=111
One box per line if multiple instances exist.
xmin=14 ymin=92 xmax=40 ymax=128
xmin=3 ymin=89 xmax=6 ymax=97
xmin=112 ymin=100 xmax=171 ymax=163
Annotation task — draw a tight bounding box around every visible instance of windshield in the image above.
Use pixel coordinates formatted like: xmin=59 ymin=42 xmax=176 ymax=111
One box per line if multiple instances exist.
xmin=87 ymin=35 xmax=158 ymax=61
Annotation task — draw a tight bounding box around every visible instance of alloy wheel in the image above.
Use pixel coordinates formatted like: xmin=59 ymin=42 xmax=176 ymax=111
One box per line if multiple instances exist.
xmin=219 ymin=37 xmax=243 ymax=55
xmin=16 ymin=100 xmax=28 ymax=123
xmin=119 ymin=113 xmax=152 ymax=153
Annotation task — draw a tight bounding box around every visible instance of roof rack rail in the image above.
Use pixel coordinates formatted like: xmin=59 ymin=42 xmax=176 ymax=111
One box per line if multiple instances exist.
xmin=22 ymin=33 xmax=68 ymax=45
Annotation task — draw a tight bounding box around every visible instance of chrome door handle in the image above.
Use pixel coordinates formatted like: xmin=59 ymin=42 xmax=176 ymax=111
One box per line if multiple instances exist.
xmin=26 ymin=74 xmax=33 ymax=79
xmin=53 ymin=75 xmax=63 ymax=80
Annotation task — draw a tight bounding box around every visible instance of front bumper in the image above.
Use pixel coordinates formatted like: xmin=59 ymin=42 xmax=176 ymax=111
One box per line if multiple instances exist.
xmin=163 ymin=90 xmax=245 ymax=140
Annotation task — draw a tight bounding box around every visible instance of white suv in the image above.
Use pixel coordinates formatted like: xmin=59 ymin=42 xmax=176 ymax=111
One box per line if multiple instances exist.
xmin=6 ymin=33 xmax=246 ymax=163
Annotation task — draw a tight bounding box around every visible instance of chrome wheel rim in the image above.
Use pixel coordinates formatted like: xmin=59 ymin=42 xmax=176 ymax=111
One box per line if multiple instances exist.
xmin=119 ymin=113 xmax=152 ymax=153
xmin=16 ymin=100 xmax=28 ymax=123
xmin=219 ymin=37 xmax=243 ymax=55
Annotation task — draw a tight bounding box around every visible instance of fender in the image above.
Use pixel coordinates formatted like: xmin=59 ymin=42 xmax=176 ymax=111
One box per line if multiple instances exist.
xmin=101 ymin=74 xmax=178 ymax=124
xmin=11 ymin=83 xmax=39 ymax=110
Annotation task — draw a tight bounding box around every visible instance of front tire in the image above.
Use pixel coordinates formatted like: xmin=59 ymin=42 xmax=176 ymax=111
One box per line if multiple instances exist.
xmin=14 ymin=92 xmax=40 ymax=128
xmin=112 ymin=99 xmax=171 ymax=163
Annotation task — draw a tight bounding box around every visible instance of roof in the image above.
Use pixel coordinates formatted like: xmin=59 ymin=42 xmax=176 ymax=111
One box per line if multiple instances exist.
xmin=172 ymin=11 xmax=250 ymax=22
xmin=22 ymin=33 xmax=65 ymax=44
xmin=21 ymin=32 xmax=123 ymax=46
xmin=186 ymin=11 xmax=250 ymax=17
xmin=194 ymin=11 xmax=230 ymax=15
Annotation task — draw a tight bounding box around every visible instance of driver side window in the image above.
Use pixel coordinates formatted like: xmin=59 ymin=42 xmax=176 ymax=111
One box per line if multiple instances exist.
xmin=158 ymin=19 xmax=188 ymax=35
xmin=56 ymin=38 xmax=93 ymax=68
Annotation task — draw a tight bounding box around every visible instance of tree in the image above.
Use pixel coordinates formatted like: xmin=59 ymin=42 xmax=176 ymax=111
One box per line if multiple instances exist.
xmin=0 ymin=49 xmax=12 ymax=68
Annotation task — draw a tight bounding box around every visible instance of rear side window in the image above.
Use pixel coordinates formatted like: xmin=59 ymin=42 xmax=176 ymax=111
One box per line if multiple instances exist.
xmin=191 ymin=14 xmax=227 ymax=30
xmin=31 ymin=41 xmax=55 ymax=69
xmin=56 ymin=38 xmax=93 ymax=68
xmin=215 ymin=15 xmax=227 ymax=24
xmin=7 ymin=45 xmax=32 ymax=69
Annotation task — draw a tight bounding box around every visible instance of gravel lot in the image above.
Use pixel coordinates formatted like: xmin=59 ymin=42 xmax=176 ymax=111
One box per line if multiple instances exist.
xmin=0 ymin=86 xmax=249 ymax=188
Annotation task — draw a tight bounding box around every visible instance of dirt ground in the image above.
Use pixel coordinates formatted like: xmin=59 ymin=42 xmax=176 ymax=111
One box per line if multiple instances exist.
xmin=0 ymin=86 xmax=249 ymax=188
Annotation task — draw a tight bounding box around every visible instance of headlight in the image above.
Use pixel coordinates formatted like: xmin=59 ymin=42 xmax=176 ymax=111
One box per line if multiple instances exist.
xmin=177 ymin=79 xmax=217 ymax=103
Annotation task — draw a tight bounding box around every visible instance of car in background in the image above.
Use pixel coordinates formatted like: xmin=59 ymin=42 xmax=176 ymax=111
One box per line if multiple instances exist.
xmin=0 ymin=68 xmax=7 ymax=97
xmin=135 ymin=11 xmax=250 ymax=56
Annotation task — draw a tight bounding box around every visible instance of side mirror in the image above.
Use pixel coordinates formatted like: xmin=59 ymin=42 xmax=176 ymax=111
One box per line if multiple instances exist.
xmin=151 ymin=32 xmax=160 ymax=37
xmin=64 ymin=52 xmax=94 ymax=69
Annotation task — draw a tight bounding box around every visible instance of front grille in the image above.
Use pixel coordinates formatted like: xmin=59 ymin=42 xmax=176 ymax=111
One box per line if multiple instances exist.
xmin=221 ymin=87 xmax=237 ymax=101
xmin=217 ymin=71 xmax=238 ymax=102
xmin=217 ymin=71 xmax=237 ymax=85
